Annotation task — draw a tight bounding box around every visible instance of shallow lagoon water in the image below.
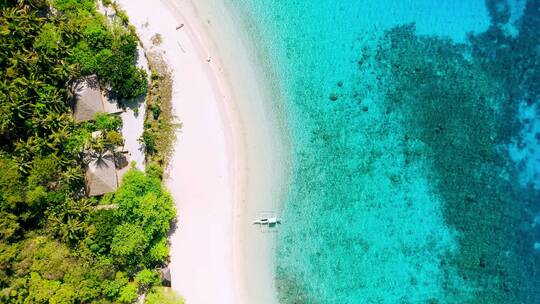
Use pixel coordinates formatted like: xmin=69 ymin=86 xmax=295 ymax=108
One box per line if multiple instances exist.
xmin=224 ymin=0 xmax=540 ymax=303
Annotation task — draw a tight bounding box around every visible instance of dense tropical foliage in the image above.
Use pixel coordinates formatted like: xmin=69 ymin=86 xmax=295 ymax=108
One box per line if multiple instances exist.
xmin=0 ymin=0 xmax=176 ymax=303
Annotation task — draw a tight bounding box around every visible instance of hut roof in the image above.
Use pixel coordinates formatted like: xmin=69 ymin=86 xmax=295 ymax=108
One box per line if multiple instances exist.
xmin=72 ymin=75 xmax=122 ymax=122
xmin=86 ymin=153 xmax=118 ymax=197
xmin=160 ymin=267 xmax=171 ymax=286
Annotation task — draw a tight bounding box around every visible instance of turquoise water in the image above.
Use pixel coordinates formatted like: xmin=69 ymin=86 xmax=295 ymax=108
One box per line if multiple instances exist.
xmin=226 ymin=0 xmax=540 ymax=303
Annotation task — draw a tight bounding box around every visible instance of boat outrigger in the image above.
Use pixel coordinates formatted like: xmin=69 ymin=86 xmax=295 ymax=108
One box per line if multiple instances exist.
xmin=253 ymin=211 xmax=281 ymax=232
xmin=253 ymin=217 xmax=280 ymax=225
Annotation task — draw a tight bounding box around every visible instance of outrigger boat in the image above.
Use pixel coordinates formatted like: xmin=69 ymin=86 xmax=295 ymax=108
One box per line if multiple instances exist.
xmin=253 ymin=217 xmax=280 ymax=225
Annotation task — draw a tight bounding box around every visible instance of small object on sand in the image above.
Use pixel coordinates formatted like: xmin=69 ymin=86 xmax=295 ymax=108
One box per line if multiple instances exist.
xmin=176 ymin=24 xmax=184 ymax=30
xmin=207 ymin=57 xmax=212 ymax=63
xmin=329 ymin=93 xmax=339 ymax=101
xmin=177 ymin=42 xmax=186 ymax=53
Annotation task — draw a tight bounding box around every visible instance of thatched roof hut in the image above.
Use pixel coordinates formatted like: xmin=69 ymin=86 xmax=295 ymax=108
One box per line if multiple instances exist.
xmin=72 ymin=75 xmax=122 ymax=122
xmin=85 ymin=152 xmax=118 ymax=197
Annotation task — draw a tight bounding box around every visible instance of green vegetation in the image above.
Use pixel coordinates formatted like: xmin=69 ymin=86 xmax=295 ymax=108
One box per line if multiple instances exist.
xmin=145 ymin=287 xmax=185 ymax=304
xmin=99 ymin=169 xmax=175 ymax=270
xmin=0 ymin=0 xmax=176 ymax=302
xmin=140 ymin=53 xmax=178 ymax=173
xmin=60 ymin=1 xmax=147 ymax=100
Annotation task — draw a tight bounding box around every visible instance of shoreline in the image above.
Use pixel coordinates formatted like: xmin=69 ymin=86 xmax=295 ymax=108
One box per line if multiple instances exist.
xmin=116 ymin=0 xmax=287 ymax=303
xmin=184 ymin=1 xmax=291 ymax=302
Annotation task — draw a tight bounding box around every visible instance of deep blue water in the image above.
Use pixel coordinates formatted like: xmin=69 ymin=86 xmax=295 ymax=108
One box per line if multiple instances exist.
xmin=226 ymin=0 xmax=540 ymax=302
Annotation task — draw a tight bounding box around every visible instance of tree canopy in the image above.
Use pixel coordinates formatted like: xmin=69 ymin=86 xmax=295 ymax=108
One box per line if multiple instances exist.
xmin=0 ymin=1 xmax=174 ymax=303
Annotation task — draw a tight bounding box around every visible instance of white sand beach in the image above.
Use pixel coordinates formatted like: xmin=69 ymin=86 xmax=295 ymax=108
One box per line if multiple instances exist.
xmin=116 ymin=0 xmax=288 ymax=303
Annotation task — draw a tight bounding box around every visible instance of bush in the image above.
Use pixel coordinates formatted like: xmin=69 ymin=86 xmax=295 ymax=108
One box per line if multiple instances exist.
xmin=105 ymin=130 xmax=124 ymax=146
xmin=140 ymin=130 xmax=157 ymax=155
xmin=27 ymin=155 xmax=61 ymax=189
xmin=0 ymin=157 xmax=25 ymax=207
xmin=145 ymin=287 xmax=184 ymax=304
xmin=110 ymin=223 xmax=148 ymax=263
xmin=148 ymin=237 xmax=169 ymax=264
xmin=152 ymin=104 xmax=161 ymax=120
xmin=95 ymin=112 xmax=122 ymax=131
xmin=102 ymin=169 xmax=175 ymax=268
xmin=118 ymin=282 xmax=138 ymax=304
xmin=54 ymin=0 xmax=95 ymax=12
xmin=33 ymin=23 xmax=62 ymax=54
xmin=145 ymin=163 xmax=163 ymax=180
xmin=135 ymin=268 xmax=160 ymax=290
xmin=101 ymin=272 xmax=129 ymax=299
xmin=72 ymin=42 xmax=98 ymax=74
xmin=83 ymin=19 xmax=112 ymax=49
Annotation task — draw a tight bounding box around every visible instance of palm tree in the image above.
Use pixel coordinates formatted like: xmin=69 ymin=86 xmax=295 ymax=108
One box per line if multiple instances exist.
xmin=62 ymin=166 xmax=83 ymax=184
xmin=84 ymin=135 xmax=107 ymax=163
xmin=62 ymin=216 xmax=84 ymax=244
